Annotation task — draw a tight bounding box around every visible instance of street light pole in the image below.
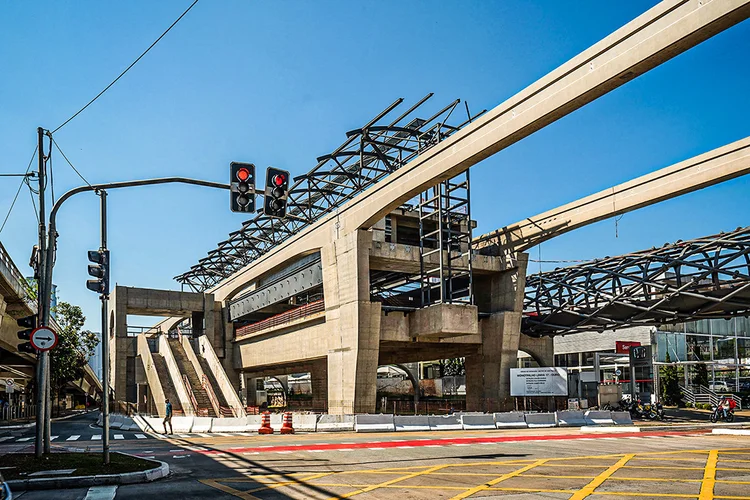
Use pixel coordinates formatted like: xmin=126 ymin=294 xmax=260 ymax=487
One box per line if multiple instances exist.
xmin=99 ymin=190 xmax=110 ymax=465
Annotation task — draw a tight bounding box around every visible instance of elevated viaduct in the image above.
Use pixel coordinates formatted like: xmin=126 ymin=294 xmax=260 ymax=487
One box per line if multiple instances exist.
xmin=108 ymin=0 xmax=750 ymax=415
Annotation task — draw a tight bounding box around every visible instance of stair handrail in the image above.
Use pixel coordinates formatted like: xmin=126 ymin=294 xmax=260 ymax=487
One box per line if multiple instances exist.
xmin=182 ymin=374 xmax=206 ymax=416
xmin=202 ymin=374 xmax=229 ymax=417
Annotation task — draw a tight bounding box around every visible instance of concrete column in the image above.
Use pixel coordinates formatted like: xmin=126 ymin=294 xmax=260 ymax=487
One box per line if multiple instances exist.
xmin=322 ymin=230 xmax=381 ymax=415
xmin=466 ymin=253 xmax=529 ymax=412
xmin=466 ymin=311 xmax=522 ymax=412
xmin=109 ymin=286 xmax=129 ymax=401
xmin=311 ymin=360 xmax=328 ymax=412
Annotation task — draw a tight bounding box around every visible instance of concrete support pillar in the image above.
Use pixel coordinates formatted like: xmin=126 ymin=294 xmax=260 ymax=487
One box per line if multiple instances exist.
xmin=466 ymin=311 xmax=522 ymax=412
xmin=311 ymin=363 xmax=328 ymax=412
xmin=109 ymin=287 xmax=129 ymax=401
xmin=466 ymin=253 xmax=529 ymax=412
xmin=322 ymin=230 xmax=381 ymax=415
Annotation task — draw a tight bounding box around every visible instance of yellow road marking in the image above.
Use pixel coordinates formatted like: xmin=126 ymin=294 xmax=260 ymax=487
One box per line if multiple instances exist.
xmin=700 ymin=449 xmax=719 ymax=500
xmin=334 ymin=464 xmax=448 ymax=498
xmin=449 ymin=459 xmax=548 ymax=500
xmin=569 ymin=454 xmax=634 ymax=500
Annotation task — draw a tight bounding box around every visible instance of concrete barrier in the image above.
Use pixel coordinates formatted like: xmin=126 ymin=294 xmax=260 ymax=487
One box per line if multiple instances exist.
xmin=584 ymin=411 xmax=614 ymax=426
xmin=394 ymin=415 xmax=430 ymax=432
xmin=247 ymin=415 xmax=262 ymax=430
xmin=270 ymin=413 xmax=283 ymax=428
xmin=293 ymin=414 xmax=318 ymax=432
xmin=556 ymin=411 xmax=586 ymax=427
xmin=355 ymin=414 xmax=395 ymax=432
xmin=210 ymin=417 xmax=248 ymax=433
xmin=494 ymin=412 xmax=528 ymax=429
xmin=317 ymin=414 xmax=354 ymax=432
xmin=581 ymin=426 xmax=640 ymax=433
xmin=611 ymin=411 xmax=633 ymax=426
xmin=191 ymin=417 xmax=212 ymax=433
xmin=524 ymin=413 xmax=557 ymax=428
xmin=461 ymin=414 xmax=496 ymax=430
xmin=143 ymin=417 xmax=163 ymax=432
xmin=170 ymin=416 xmax=195 ymax=433
xmin=109 ymin=414 xmax=123 ymax=430
xmin=428 ymin=414 xmax=463 ymax=431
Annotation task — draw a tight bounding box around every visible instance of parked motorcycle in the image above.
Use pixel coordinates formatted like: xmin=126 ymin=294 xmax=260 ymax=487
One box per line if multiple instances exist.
xmin=710 ymin=405 xmax=735 ymax=423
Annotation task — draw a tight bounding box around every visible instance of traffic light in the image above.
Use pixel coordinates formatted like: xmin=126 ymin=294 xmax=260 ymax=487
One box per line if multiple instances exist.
xmin=230 ymin=162 xmax=255 ymax=213
xmin=263 ymin=167 xmax=290 ymax=218
xmin=16 ymin=314 xmax=37 ymax=354
xmin=86 ymin=249 xmax=110 ymax=295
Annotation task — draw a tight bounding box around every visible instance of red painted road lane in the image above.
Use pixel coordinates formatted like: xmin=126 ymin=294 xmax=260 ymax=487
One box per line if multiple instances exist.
xmin=189 ymin=430 xmax=709 ymax=455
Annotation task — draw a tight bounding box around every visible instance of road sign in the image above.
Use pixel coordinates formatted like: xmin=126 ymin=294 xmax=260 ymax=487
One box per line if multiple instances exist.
xmin=615 ymin=369 xmax=622 ymax=376
xmin=30 ymin=327 xmax=58 ymax=351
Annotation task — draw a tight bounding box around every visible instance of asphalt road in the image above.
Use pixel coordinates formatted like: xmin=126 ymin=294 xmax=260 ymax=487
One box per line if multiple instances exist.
xmin=1 ymin=412 xmax=749 ymax=499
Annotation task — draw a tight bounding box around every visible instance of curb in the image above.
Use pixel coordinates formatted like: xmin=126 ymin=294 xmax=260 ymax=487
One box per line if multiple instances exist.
xmin=5 ymin=452 xmax=169 ymax=491
xmin=0 ymin=410 xmax=96 ymax=431
xmin=641 ymin=422 xmax=750 ymax=432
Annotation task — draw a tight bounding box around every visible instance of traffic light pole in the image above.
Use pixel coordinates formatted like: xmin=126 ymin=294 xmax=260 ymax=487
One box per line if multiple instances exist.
xmin=38 ymin=177 xmax=229 ymax=462
xmin=34 ymin=127 xmax=47 ymax=458
xmin=100 ymin=190 xmax=110 ymax=465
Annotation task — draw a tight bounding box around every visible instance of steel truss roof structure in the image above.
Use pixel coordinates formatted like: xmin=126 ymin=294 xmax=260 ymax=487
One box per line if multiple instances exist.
xmin=523 ymin=226 xmax=750 ymax=337
xmin=175 ymin=95 xmax=485 ymax=291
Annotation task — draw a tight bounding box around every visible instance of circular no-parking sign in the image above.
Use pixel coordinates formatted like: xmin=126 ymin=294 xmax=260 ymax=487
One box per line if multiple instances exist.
xmin=30 ymin=327 xmax=58 ymax=351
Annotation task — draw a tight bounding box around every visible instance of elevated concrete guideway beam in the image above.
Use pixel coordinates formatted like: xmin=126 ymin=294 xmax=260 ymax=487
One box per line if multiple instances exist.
xmin=210 ymin=0 xmax=750 ymax=302
xmin=474 ymin=136 xmax=750 ymax=253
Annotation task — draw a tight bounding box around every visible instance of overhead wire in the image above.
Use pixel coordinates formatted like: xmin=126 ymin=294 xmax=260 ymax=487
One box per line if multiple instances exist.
xmin=0 ymin=146 xmax=39 ymax=235
xmin=51 ymin=137 xmax=94 ymax=189
xmin=47 ymin=134 xmax=55 ymax=205
xmin=51 ymin=0 xmax=200 ymax=134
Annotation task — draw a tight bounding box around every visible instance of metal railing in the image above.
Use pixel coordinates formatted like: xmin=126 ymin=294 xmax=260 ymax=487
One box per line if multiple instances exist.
xmin=681 ymin=385 xmax=742 ymax=409
xmin=236 ymin=300 xmax=325 ymax=338
xmin=182 ymin=374 xmax=207 ymax=416
xmin=201 ymin=374 xmax=227 ymax=417
xmin=0 ymin=404 xmax=36 ymax=421
xmin=0 ymin=241 xmax=35 ymax=304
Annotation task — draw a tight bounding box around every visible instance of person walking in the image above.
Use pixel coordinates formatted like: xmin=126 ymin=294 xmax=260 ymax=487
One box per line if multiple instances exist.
xmin=163 ymin=398 xmax=173 ymax=435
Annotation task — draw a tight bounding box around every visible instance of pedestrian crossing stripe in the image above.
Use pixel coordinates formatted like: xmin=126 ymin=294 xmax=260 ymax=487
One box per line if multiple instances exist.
xmin=0 ymin=437 xmax=13 ymax=442
xmin=67 ymin=435 xmax=80 ymax=441
xmin=17 ymin=437 xmax=32 ymax=442
xmin=135 ymin=434 xmax=147 ymax=439
xmin=114 ymin=434 xmax=124 ymax=440
xmin=92 ymin=435 xmax=102 ymax=440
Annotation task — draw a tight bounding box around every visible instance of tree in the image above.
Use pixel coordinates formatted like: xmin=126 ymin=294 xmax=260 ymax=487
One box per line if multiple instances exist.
xmin=660 ymin=352 xmax=681 ymax=406
xmin=439 ymin=358 xmax=465 ymax=377
xmin=49 ymin=302 xmax=99 ymax=400
xmin=694 ymin=362 xmax=709 ymax=388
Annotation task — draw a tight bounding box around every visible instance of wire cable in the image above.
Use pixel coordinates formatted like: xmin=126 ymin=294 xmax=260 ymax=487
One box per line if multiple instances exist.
xmin=51 ymin=0 xmax=200 ymax=134
xmin=51 ymin=137 xmax=94 ymax=188
xmin=0 ymin=147 xmax=38 ymax=235
xmin=26 ymin=177 xmax=40 ymax=225
xmin=48 ymin=135 xmax=56 ymax=205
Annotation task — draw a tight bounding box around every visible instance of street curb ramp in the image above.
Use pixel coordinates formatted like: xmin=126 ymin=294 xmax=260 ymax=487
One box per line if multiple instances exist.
xmin=394 ymin=415 xmax=430 ymax=432
xmin=316 ymin=414 xmax=354 ymax=432
xmin=556 ymin=411 xmax=586 ymax=427
xmin=6 ymin=453 xmax=169 ymax=491
xmin=429 ymin=414 xmax=463 ymax=431
xmin=355 ymin=414 xmax=395 ymax=432
xmin=494 ymin=412 xmax=528 ymax=429
xmin=524 ymin=413 xmax=557 ymax=428
xmin=461 ymin=414 xmax=496 ymax=430
xmin=585 ymin=410 xmax=614 ymax=425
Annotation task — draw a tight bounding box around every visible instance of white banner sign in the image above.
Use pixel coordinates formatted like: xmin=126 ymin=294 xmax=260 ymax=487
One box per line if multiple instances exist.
xmin=510 ymin=367 xmax=568 ymax=396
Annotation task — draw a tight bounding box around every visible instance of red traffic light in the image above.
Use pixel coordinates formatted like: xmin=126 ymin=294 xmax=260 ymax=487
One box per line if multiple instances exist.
xmin=237 ymin=168 xmax=251 ymax=182
xmin=272 ymin=174 xmax=286 ymax=186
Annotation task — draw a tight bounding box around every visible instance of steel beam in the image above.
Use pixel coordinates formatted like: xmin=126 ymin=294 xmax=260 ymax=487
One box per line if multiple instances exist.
xmin=210 ymin=0 xmax=750 ymax=301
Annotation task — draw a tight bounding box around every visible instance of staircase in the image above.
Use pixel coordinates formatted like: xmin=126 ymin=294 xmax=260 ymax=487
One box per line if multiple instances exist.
xmin=168 ymin=339 xmax=217 ymax=417
xmin=680 ymin=384 xmax=743 ymax=409
xmin=198 ymin=357 xmax=231 ymax=414
xmin=151 ymin=355 xmax=184 ymax=415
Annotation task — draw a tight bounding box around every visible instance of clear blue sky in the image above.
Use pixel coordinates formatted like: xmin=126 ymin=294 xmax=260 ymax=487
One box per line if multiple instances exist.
xmin=1 ymin=1 xmax=749 ymax=331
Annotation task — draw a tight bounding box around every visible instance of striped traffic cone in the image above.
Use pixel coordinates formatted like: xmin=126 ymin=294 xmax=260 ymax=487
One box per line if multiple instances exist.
xmin=280 ymin=412 xmax=295 ymax=434
xmin=258 ymin=411 xmax=273 ymax=434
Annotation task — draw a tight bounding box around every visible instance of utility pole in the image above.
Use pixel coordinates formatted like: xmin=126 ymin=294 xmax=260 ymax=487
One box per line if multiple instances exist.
xmin=34 ymin=127 xmax=48 ymax=458
xmin=100 ymin=190 xmax=110 ymax=465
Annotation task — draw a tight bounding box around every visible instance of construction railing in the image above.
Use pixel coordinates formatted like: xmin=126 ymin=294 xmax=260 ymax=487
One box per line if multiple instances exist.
xmin=236 ymin=300 xmax=325 ymax=338
xmin=201 ymin=374 xmax=231 ymax=417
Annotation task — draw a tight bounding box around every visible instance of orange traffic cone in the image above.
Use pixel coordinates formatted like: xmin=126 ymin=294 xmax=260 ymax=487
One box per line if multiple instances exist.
xmin=258 ymin=411 xmax=273 ymax=434
xmin=280 ymin=412 xmax=295 ymax=434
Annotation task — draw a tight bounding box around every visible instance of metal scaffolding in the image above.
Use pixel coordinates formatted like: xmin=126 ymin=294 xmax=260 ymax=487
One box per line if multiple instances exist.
xmin=523 ymin=226 xmax=750 ymax=337
xmin=175 ymin=95 xmax=485 ymax=291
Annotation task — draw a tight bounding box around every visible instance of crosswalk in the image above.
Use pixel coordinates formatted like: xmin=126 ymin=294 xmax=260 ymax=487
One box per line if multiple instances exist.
xmin=0 ymin=433 xmax=152 ymax=443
